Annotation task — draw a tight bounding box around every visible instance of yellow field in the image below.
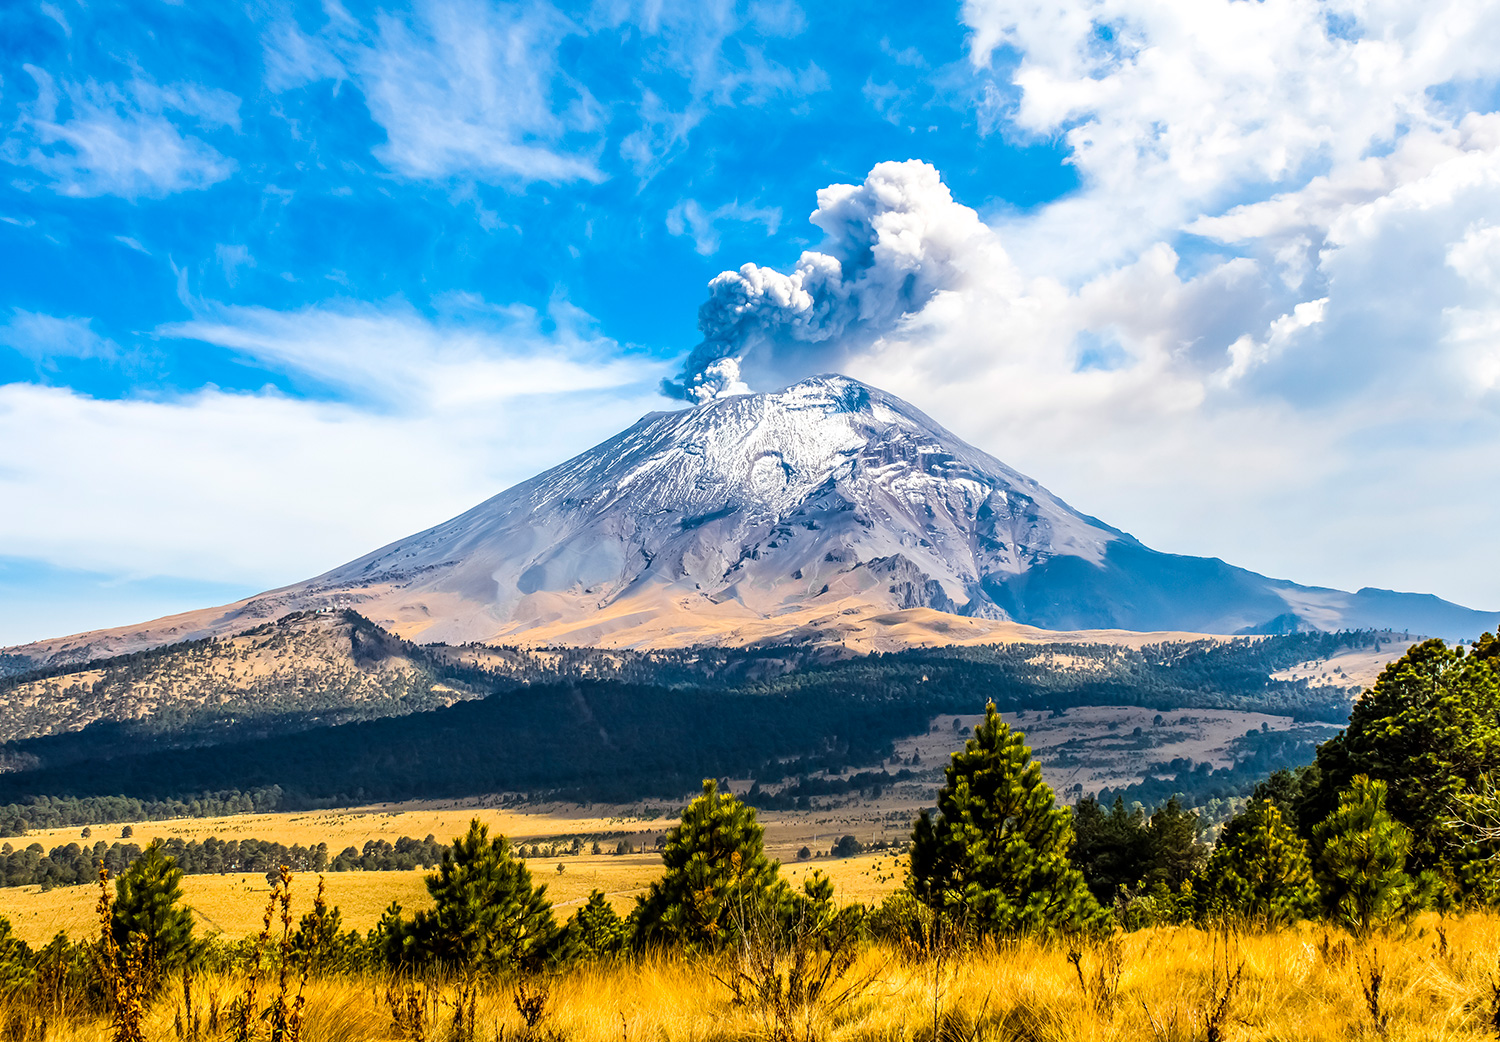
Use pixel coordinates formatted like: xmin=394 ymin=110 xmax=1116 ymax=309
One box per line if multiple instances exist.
xmin=0 ymin=850 xmax=901 ymax=945
xmin=14 ymin=796 xmax=921 ymax=861
xmin=14 ymin=800 xmax=678 ymax=852
xmin=3 ymin=913 xmax=1498 ymax=1040
xmin=0 ymin=869 xmax=432 ymax=946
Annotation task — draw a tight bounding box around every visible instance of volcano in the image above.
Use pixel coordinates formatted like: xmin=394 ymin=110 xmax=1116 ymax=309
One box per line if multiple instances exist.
xmin=8 ymin=375 xmax=1496 ymax=665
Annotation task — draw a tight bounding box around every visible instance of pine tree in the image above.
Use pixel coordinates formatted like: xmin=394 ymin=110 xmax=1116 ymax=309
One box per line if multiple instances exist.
xmin=1199 ymin=799 xmax=1316 ymax=926
xmin=111 ymin=841 xmax=196 ymax=986
xmin=292 ymin=880 xmax=355 ymax=974
xmin=1312 ymin=776 xmax=1414 ymax=934
xmin=907 ymin=702 xmax=1103 ymax=936
xmin=632 ymin=779 xmax=785 ymax=950
xmin=564 ymin=890 xmax=625 ymax=961
xmin=370 ymin=900 xmax=410 ymax=967
xmin=1071 ymin=795 xmax=1150 ymax=904
xmin=398 ymin=819 xmax=559 ymax=973
xmin=1143 ymin=797 xmax=1206 ymax=888
xmin=1306 ymin=638 xmax=1500 ymax=870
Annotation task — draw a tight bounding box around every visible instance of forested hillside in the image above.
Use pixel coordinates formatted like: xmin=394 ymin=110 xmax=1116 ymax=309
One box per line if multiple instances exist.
xmin=0 ymin=620 xmax=1377 ymax=814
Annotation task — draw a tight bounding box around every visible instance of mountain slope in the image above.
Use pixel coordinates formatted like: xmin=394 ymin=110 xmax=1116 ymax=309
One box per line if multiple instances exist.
xmin=6 ymin=375 xmax=1496 ymax=667
xmin=0 ymin=610 xmax=483 ymax=746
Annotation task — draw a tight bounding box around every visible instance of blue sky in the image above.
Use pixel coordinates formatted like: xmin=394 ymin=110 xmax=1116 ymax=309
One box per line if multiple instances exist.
xmin=2 ymin=0 xmax=1499 ymax=645
xmin=1 ymin=0 xmax=1069 ymax=384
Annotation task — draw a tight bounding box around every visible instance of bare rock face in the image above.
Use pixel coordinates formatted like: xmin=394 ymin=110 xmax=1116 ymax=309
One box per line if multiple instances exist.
xmin=7 ymin=375 xmax=1497 ymax=665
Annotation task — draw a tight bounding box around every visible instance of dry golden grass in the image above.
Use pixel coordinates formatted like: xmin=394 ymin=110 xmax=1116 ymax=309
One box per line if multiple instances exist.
xmin=0 ymin=870 xmax=427 ymax=946
xmin=7 ymin=913 xmax=1500 ymax=1041
xmin=0 ymin=853 xmax=902 ymax=945
xmin=16 ymin=801 xmax=678 ymax=852
xmin=534 ymin=916 xmax=1500 ymax=1041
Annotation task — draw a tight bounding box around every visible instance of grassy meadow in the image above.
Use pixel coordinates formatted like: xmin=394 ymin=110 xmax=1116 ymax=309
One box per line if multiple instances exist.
xmin=0 ymin=850 xmax=902 ymax=946
xmin=5 ymin=910 xmax=1500 ymax=1041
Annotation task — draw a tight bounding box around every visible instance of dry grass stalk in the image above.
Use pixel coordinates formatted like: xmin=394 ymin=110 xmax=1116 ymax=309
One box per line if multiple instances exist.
xmin=1358 ymin=943 xmax=1391 ymax=1037
xmin=1140 ymin=926 xmax=1244 ymax=1042
xmin=1068 ymin=932 xmax=1125 ymax=1016
xmin=896 ymin=903 xmax=972 ymax=1042
xmin=384 ymin=978 xmax=431 ymax=1042
xmin=173 ymin=973 xmax=201 ymax=1041
xmin=714 ymin=898 xmax=876 ymax=1042
xmin=229 ymin=869 xmax=281 ymax=1042
xmin=510 ymin=976 xmax=550 ymax=1039
xmin=271 ymin=865 xmax=309 ymax=1042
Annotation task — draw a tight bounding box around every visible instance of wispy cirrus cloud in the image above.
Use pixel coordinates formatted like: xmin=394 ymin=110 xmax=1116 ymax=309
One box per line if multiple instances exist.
xmin=262 ymin=0 xmax=829 ymax=187
xmin=265 ymin=0 xmax=604 ymax=185
xmin=605 ymin=0 xmax=829 ymax=179
xmin=358 ymin=0 xmax=604 ymax=184
xmin=0 ymin=309 xmax=118 ymax=362
xmin=665 ymin=198 xmax=781 ymax=255
xmin=158 ymin=296 xmax=651 ymax=409
xmin=4 ymin=67 xmax=239 ymax=198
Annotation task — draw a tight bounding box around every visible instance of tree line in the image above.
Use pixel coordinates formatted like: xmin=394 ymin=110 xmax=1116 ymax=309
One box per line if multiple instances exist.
xmin=0 ymin=789 xmax=290 ymax=838
xmin=1089 ymin=722 xmax=1342 ymax=816
xmin=0 ymin=834 xmax=453 ymax=889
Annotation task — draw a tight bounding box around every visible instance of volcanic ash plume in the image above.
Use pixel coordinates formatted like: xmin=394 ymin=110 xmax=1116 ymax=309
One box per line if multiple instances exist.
xmin=662 ymin=159 xmax=999 ymax=401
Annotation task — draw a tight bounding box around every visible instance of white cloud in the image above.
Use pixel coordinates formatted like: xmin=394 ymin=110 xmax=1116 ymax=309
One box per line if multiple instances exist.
xmin=964 ymin=0 xmax=1500 ymax=276
xmin=5 ymin=67 xmax=239 ymax=198
xmin=262 ymin=17 xmax=346 ymax=93
xmin=1444 ymin=222 xmax=1500 ymax=394
xmin=1220 ymin=297 xmax=1327 ymax=386
xmin=0 ymin=302 xmax=662 ymax=598
xmin=0 ymin=382 xmax=657 ymax=590
xmin=1446 ymin=308 xmax=1500 ymax=394
xmin=1447 ymin=222 xmax=1500 ymax=290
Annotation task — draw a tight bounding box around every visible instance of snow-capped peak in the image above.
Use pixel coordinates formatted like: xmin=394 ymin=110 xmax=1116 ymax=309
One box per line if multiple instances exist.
xmin=298 ymin=375 xmax=1120 ymax=641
